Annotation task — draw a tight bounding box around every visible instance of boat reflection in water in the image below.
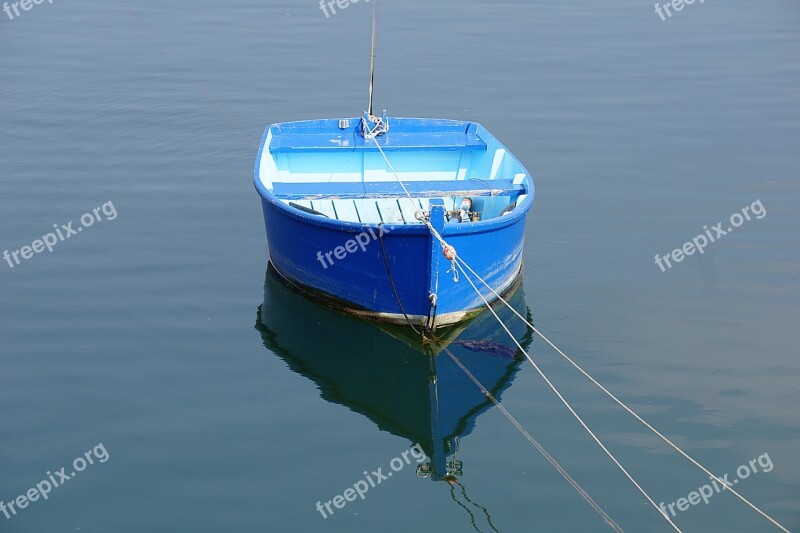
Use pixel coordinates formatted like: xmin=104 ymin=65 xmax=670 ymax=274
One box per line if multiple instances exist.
xmin=256 ymin=264 xmax=533 ymax=487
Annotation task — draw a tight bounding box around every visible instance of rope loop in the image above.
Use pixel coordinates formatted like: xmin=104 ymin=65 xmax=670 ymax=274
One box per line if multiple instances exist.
xmin=446 ymin=261 xmax=459 ymax=282
xmin=424 ymin=293 xmax=439 ymax=334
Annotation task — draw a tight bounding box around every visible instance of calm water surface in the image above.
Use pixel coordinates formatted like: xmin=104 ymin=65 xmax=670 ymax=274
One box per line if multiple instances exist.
xmin=1 ymin=0 xmax=798 ymax=531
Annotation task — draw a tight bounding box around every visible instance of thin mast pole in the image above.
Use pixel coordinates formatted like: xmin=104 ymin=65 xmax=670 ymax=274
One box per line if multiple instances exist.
xmin=367 ymin=0 xmax=377 ymax=117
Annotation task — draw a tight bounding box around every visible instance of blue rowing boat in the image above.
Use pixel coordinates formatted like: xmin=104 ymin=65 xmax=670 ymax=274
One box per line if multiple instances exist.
xmin=253 ymin=115 xmax=535 ymax=329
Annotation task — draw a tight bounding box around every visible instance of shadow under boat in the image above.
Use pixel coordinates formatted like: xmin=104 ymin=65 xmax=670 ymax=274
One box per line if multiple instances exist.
xmin=256 ymin=263 xmax=534 ymax=482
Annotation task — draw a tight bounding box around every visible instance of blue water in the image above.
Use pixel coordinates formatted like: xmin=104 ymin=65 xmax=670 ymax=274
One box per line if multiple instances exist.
xmin=1 ymin=0 xmax=798 ymax=531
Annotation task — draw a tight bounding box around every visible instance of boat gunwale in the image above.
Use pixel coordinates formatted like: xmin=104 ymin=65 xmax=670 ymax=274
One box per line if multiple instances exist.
xmin=253 ymin=117 xmax=535 ymax=236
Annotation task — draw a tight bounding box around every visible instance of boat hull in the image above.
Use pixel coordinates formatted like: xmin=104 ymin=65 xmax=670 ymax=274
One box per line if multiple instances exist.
xmin=254 ymin=117 xmax=534 ymax=329
xmin=260 ymin=195 xmax=527 ymax=328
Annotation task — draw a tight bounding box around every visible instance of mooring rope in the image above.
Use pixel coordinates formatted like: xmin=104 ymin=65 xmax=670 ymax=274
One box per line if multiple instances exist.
xmin=376 ymin=222 xmax=422 ymax=336
xmin=449 ymin=261 xmax=681 ymax=532
xmin=448 ymin=481 xmax=486 ymax=533
xmin=365 ymin=124 xmax=628 ymax=530
xmin=453 ymin=256 xmax=791 ymax=533
xmin=455 ymin=480 xmax=502 ymax=533
xmin=437 ymin=341 xmax=625 ymax=532
xmin=364 ymin=124 xmax=790 ymax=532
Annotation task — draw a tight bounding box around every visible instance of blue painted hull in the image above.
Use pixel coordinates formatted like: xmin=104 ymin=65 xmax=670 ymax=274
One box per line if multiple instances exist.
xmin=254 ymin=117 xmax=534 ymax=328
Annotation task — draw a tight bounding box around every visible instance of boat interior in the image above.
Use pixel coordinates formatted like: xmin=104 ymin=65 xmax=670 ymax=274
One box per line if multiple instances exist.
xmin=258 ymin=119 xmax=531 ymax=225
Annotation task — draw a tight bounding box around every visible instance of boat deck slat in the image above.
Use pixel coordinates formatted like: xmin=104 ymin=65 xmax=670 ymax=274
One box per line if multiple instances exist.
xmin=377 ymin=199 xmax=405 ymax=224
xmin=310 ymin=200 xmax=337 ymax=219
xmin=399 ymin=198 xmax=423 ymax=223
xmin=333 ymin=199 xmax=361 ymax=223
xmin=353 ymin=199 xmax=382 ymax=223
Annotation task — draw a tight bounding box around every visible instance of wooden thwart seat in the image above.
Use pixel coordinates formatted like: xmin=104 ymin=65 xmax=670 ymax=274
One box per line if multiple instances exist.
xmin=272 ymin=179 xmax=526 ymax=201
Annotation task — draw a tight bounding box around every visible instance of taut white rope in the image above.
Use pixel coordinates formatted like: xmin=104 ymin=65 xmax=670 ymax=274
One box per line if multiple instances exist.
xmin=365 ymin=121 xmax=790 ymax=532
xmin=366 ymin=123 xmax=627 ymax=530
xmin=452 ymin=260 xmax=682 ymax=532
xmin=454 ymin=256 xmax=791 ymax=533
xmin=438 ymin=342 xmax=625 ymax=533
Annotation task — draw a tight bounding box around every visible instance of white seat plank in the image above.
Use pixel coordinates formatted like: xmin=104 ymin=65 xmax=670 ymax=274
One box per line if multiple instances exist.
xmin=399 ymin=198 xmax=422 ymax=224
xmin=353 ymin=199 xmax=382 ymax=223
xmin=376 ymin=199 xmax=405 ymax=224
xmin=332 ymin=199 xmax=360 ymax=222
xmin=310 ymin=200 xmax=337 ymax=219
